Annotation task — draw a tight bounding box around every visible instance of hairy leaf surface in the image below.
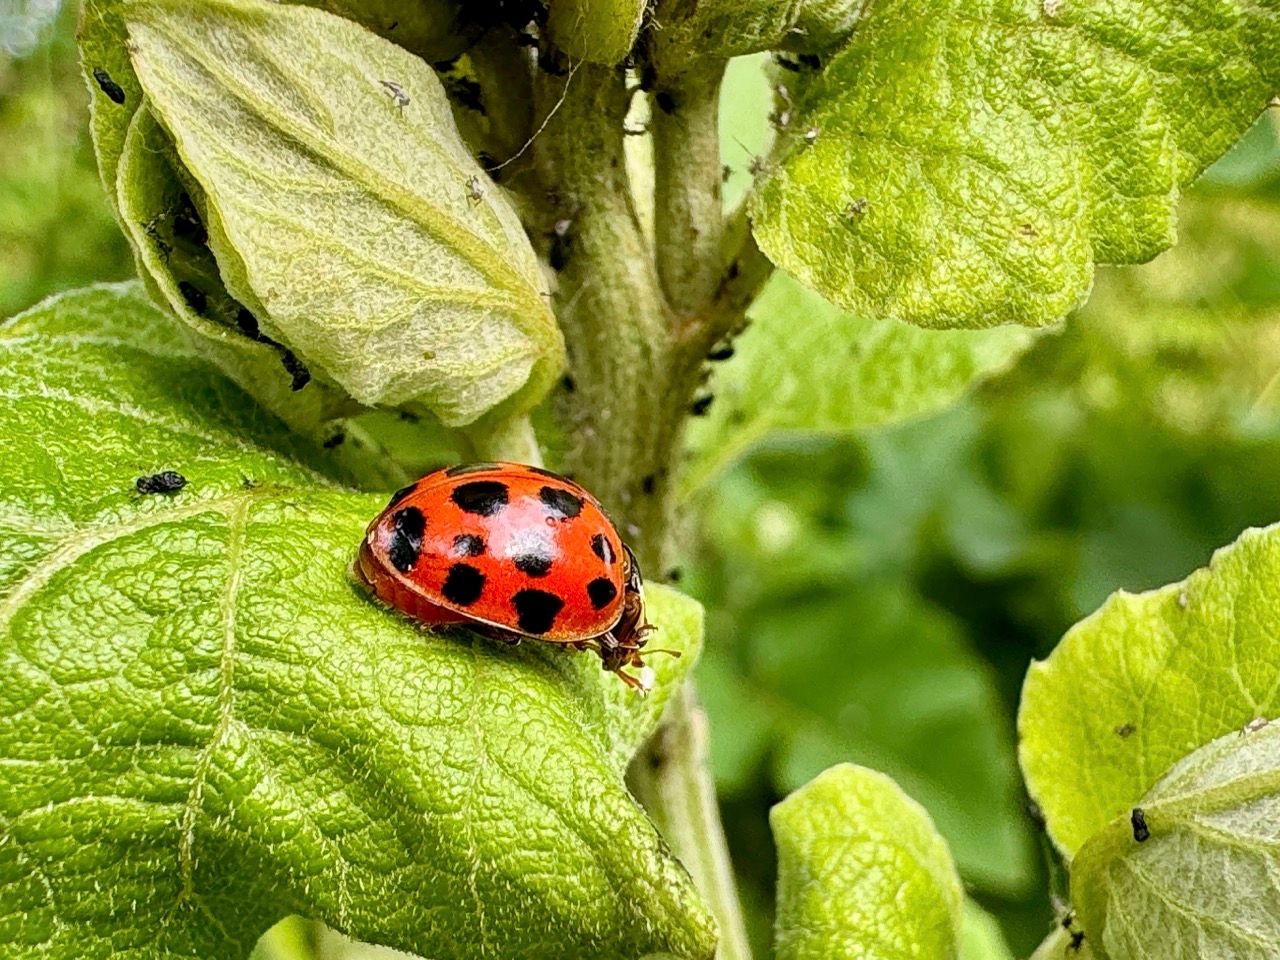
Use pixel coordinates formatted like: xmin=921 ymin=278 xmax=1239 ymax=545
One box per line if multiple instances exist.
xmin=1019 ymin=523 xmax=1280 ymax=856
xmin=0 ymin=285 xmax=712 ymax=960
xmin=1070 ymin=724 xmax=1280 ymax=960
xmin=771 ymin=764 xmax=963 ymax=960
xmin=121 ymin=0 xmax=562 ymax=426
xmin=752 ymin=1 xmax=1280 ymax=329
xmin=683 ymin=272 xmax=1034 ymax=493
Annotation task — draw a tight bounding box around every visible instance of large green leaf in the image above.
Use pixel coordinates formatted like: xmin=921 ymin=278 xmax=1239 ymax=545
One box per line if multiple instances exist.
xmin=682 ymin=272 xmax=1034 ymax=492
xmin=0 ymin=285 xmax=713 ymax=960
xmin=1019 ymin=523 xmax=1280 ymax=857
xmin=752 ymin=1 xmax=1280 ymax=329
xmin=1068 ymin=722 xmax=1280 ymax=960
xmin=96 ymin=0 xmax=563 ymax=428
xmin=771 ymin=764 xmax=964 ymax=960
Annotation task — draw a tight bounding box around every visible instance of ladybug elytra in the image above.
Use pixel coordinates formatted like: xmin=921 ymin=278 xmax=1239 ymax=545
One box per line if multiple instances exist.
xmin=354 ymin=462 xmax=670 ymax=692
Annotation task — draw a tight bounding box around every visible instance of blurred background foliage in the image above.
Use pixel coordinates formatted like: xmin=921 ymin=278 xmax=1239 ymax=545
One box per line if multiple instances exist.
xmin=5 ymin=6 xmax=1280 ymax=959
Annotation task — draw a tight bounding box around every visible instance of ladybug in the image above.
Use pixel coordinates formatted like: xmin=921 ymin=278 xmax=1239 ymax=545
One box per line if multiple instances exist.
xmin=354 ymin=462 xmax=669 ymax=692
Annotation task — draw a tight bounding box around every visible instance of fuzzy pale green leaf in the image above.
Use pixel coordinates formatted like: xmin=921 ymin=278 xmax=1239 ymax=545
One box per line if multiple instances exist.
xmin=1019 ymin=523 xmax=1280 ymax=857
xmin=0 ymin=284 xmax=712 ymax=960
xmin=682 ymin=272 xmax=1035 ymax=493
xmin=752 ymin=1 xmax=1280 ymax=329
xmin=123 ymin=0 xmax=563 ymax=427
xmin=771 ymin=764 xmax=964 ymax=960
xmin=1070 ymin=723 xmax=1280 ymax=960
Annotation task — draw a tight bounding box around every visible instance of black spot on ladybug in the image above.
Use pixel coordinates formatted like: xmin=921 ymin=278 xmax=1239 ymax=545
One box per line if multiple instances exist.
xmin=452 ymin=480 xmax=509 ymax=516
xmin=512 ymin=589 xmax=564 ymax=635
xmin=445 ymin=462 xmax=502 ymax=477
xmin=452 ymin=533 xmax=486 ymax=557
xmin=513 ymin=552 xmax=553 ymax=578
xmin=655 ymin=90 xmax=677 ymax=114
xmin=388 ymin=506 xmax=426 ymax=572
xmin=587 ymin=577 xmax=617 ymax=610
xmin=690 ymin=394 xmax=714 ymax=416
xmin=178 ymin=280 xmax=207 ymax=315
xmin=386 ymin=482 xmax=417 ymax=508
xmin=135 ymin=470 xmax=187 ymax=495
xmin=280 ymin=350 xmax=310 ymax=391
xmin=539 ymin=485 xmax=582 ymax=519
xmin=590 ymin=533 xmax=615 ymax=565
xmin=1130 ymin=807 xmax=1150 ymax=842
xmin=93 ymin=67 xmax=126 ymax=104
xmin=442 ymin=562 xmax=486 ymax=606
xmin=322 ymin=431 xmax=345 ymax=449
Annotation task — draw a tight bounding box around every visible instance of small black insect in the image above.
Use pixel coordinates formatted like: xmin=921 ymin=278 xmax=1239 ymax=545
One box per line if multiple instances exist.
xmin=690 ymin=394 xmax=715 ymax=416
xmin=1069 ymin=931 xmax=1086 ymax=952
xmin=561 ymin=374 xmax=576 ymax=393
xmin=1130 ymin=808 xmax=1150 ymax=842
xmin=93 ymin=67 xmax=126 ymax=104
xmin=641 ymin=474 xmax=656 ymax=495
xmin=446 ymin=76 xmax=485 ymax=114
xmin=380 ymin=80 xmax=410 ymax=113
xmin=136 ymin=471 xmax=187 ymax=495
xmin=171 ymin=193 xmax=208 ymax=246
xmin=177 ymin=280 xmax=207 ymax=315
xmin=707 ymin=345 xmax=735 ymax=362
xmin=549 ymin=222 xmax=573 ymax=272
xmin=280 ymin=350 xmax=310 ymax=391
xmin=323 ymin=431 xmax=346 ymax=449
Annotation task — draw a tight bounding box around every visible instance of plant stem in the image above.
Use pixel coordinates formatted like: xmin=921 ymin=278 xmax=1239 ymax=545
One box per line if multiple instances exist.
xmin=652 ymin=66 xmax=727 ymax=318
xmin=628 ymin=688 xmax=754 ymax=960
xmin=533 ymin=49 xmax=756 ymax=960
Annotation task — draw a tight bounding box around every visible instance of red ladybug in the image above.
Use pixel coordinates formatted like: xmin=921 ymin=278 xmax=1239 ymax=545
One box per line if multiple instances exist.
xmin=354 ymin=462 xmax=668 ymax=692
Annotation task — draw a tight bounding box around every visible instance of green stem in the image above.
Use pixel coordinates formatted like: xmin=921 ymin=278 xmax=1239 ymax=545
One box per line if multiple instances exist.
xmin=652 ymin=66 xmax=727 ymax=317
xmin=534 ymin=50 xmax=756 ymax=960
xmin=628 ymin=689 xmax=754 ymax=960
xmin=463 ymin=413 xmax=544 ymax=467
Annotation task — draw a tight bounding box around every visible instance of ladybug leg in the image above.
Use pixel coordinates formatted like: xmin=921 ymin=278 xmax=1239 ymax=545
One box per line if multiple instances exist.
xmin=474 ymin=624 xmax=524 ymax=646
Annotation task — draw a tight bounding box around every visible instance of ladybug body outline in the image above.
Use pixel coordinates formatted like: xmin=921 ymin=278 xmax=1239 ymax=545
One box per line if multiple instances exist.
xmin=355 ymin=462 xmax=662 ymax=691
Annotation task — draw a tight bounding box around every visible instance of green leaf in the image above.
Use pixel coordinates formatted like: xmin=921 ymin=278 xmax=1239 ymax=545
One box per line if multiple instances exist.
xmin=961 ymin=900 xmax=1015 ymax=960
xmin=121 ymin=0 xmax=563 ymax=427
xmin=116 ymin=103 xmax=352 ymax=434
xmin=1019 ymin=522 xmax=1280 ymax=857
xmin=771 ymin=764 xmax=964 ymax=960
xmin=698 ymin=577 xmax=1033 ymax=895
xmin=0 ymin=285 xmax=714 ymax=960
xmin=751 ymin=1 xmax=1280 ymax=329
xmin=1070 ymin=723 xmax=1280 ymax=960
xmin=682 ymin=271 xmax=1035 ymax=494
xmin=546 ymin=0 xmax=647 ymax=64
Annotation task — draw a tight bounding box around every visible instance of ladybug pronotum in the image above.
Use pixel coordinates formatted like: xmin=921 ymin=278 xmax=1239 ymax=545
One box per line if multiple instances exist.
xmin=354 ymin=462 xmax=670 ymax=692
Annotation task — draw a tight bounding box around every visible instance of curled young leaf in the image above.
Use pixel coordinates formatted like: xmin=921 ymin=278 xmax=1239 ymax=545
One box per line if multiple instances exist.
xmin=0 ymin=285 xmax=713 ymax=960
xmin=751 ymin=1 xmax=1280 ymax=330
xmin=650 ymin=0 xmax=803 ymax=75
xmin=1070 ymin=724 xmax=1280 ymax=960
xmin=1019 ymin=522 xmax=1280 ymax=859
xmin=121 ymin=0 xmax=563 ymax=427
xmin=546 ymin=0 xmax=647 ymax=65
xmin=771 ymin=764 xmax=964 ymax=960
